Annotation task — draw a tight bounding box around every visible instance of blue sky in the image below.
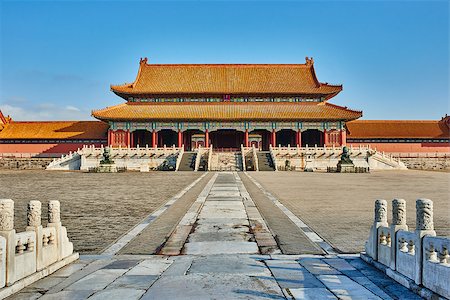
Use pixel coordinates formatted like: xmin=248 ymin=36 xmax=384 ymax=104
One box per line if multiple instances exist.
xmin=0 ymin=0 xmax=448 ymax=121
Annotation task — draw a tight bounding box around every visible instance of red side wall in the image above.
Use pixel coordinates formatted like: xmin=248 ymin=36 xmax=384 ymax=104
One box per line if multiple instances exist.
xmin=347 ymin=142 xmax=450 ymax=153
xmin=0 ymin=142 xmax=106 ymax=158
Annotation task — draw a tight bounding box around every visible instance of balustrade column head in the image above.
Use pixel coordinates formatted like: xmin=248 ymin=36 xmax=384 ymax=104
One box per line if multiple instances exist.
xmin=27 ymin=200 xmax=42 ymax=227
xmin=48 ymin=200 xmax=61 ymax=224
xmin=374 ymin=199 xmax=388 ymax=223
xmin=416 ymin=198 xmax=434 ymax=231
xmin=392 ymin=199 xmax=406 ymax=226
xmin=0 ymin=199 xmax=14 ymax=231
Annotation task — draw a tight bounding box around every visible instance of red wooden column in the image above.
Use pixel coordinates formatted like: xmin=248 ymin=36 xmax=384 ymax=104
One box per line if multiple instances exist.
xmin=205 ymin=129 xmax=209 ymax=147
xmin=271 ymin=129 xmax=276 ymax=146
xmin=323 ymin=129 xmax=329 ymax=147
xmin=107 ymin=129 xmax=111 ymax=146
xmin=130 ymin=131 xmax=134 ymax=148
xmin=295 ymin=130 xmax=302 ymax=147
xmin=178 ymin=130 xmax=183 ymax=148
xmin=244 ymin=129 xmax=249 ymax=147
xmin=126 ymin=130 xmax=131 ymax=147
xmin=340 ymin=129 xmax=347 ymax=146
xmin=109 ymin=130 xmax=115 ymax=147
xmin=152 ymin=130 xmax=157 ymax=148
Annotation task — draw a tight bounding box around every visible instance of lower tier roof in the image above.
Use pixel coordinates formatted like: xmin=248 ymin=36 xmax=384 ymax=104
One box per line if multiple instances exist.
xmin=347 ymin=120 xmax=450 ymax=139
xmin=92 ymin=102 xmax=362 ymax=122
xmin=0 ymin=121 xmax=108 ymax=140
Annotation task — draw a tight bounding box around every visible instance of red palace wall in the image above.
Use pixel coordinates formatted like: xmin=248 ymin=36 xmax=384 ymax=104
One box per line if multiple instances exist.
xmin=0 ymin=142 xmax=106 ymax=158
xmin=347 ymin=142 xmax=450 ymax=154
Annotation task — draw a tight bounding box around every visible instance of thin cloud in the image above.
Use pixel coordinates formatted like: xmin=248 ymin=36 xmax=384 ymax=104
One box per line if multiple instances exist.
xmin=65 ymin=105 xmax=81 ymax=112
xmin=0 ymin=103 xmax=91 ymax=121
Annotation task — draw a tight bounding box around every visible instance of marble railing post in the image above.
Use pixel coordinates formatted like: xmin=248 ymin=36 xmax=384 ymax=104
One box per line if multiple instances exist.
xmin=47 ymin=200 xmax=73 ymax=260
xmin=414 ymin=198 xmax=436 ymax=285
xmin=390 ymin=199 xmax=408 ymax=270
xmin=47 ymin=201 xmax=62 ymax=260
xmin=26 ymin=201 xmax=45 ymax=270
xmin=0 ymin=199 xmax=16 ymax=285
xmin=366 ymin=199 xmax=388 ymax=260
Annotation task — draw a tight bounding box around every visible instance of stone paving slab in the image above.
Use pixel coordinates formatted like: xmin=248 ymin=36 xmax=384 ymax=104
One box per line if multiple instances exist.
xmin=89 ymin=288 xmax=146 ymax=300
xmin=196 ymin=217 xmax=250 ymax=226
xmin=194 ymin=223 xmax=250 ymax=233
xmin=188 ymin=231 xmax=253 ymax=242
xmin=188 ymin=255 xmax=272 ymax=276
xmin=64 ymin=269 xmax=127 ymax=291
xmin=289 ymin=287 xmax=337 ymax=300
xmin=183 ymin=241 xmax=260 ymax=255
xmin=108 ymin=274 xmax=158 ymax=289
xmin=126 ymin=258 xmax=173 ymax=276
xmin=298 ymin=258 xmax=342 ymax=276
xmin=140 ymin=273 xmax=285 ymax=300
xmin=39 ymin=290 xmax=95 ymax=300
xmin=265 ymin=260 xmax=325 ymax=289
xmin=318 ymin=274 xmax=382 ymax=299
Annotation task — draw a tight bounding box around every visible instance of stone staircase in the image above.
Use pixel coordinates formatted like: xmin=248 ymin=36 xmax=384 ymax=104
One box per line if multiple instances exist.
xmin=209 ymin=152 xmax=243 ymax=171
xmin=257 ymin=151 xmax=275 ymax=171
xmin=369 ymin=151 xmax=407 ymax=169
xmin=177 ymin=151 xmax=197 ymax=171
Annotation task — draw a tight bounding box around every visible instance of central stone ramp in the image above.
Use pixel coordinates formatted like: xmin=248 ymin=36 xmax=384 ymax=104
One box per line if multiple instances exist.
xmin=161 ymin=172 xmax=278 ymax=255
xmin=183 ymin=173 xmax=258 ymax=254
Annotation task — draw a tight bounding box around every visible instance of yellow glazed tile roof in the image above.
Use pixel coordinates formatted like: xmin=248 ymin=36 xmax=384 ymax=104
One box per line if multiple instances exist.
xmin=0 ymin=121 xmax=108 ymax=140
xmin=110 ymin=58 xmax=342 ymax=98
xmin=92 ymin=102 xmax=362 ymax=121
xmin=347 ymin=120 xmax=450 ymax=139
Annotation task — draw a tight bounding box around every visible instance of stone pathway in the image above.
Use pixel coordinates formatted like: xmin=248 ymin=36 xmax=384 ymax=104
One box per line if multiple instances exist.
xmin=7 ymin=172 xmax=424 ymax=299
xmin=8 ymin=254 xmax=421 ymax=299
xmin=160 ymin=172 xmax=279 ymax=255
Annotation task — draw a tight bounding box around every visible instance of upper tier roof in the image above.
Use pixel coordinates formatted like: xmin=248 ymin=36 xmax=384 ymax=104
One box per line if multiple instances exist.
xmin=347 ymin=120 xmax=450 ymax=139
xmin=110 ymin=57 xmax=342 ymax=99
xmin=92 ymin=102 xmax=362 ymax=122
xmin=0 ymin=121 xmax=108 ymax=140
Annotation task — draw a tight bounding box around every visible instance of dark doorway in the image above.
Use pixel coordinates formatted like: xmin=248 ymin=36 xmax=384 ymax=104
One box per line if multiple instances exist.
xmin=276 ymin=129 xmax=296 ymax=147
xmin=210 ymin=129 xmax=244 ymax=150
xmin=184 ymin=129 xmax=204 ymax=150
xmin=159 ymin=129 xmax=177 ymax=147
xmin=250 ymin=130 xmax=271 ymax=150
xmin=302 ymin=129 xmax=323 ymax=147
xmin=133 ymin=130 xmax=152 ymax=147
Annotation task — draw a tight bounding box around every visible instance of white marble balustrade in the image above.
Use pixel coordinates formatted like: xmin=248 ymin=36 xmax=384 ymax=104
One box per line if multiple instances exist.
xmin=363 ymin=198 xmax=449 ymax=299
xmin=0 ymin=199 xmax=75 ymax=289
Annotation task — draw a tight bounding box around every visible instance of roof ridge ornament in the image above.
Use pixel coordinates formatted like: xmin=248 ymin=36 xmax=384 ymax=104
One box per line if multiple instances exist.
xmin=305 ymin=57 xmax=314 ymax=66
xmin=140 ymin=57 xmax=148 ymax=65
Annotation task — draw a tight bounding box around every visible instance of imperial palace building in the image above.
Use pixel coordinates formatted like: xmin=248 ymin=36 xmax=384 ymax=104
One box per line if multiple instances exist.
xmin=92 ymin=57 xmax=360 ymax=150
xmin=0 ymin=57 xmax=449 ymax=169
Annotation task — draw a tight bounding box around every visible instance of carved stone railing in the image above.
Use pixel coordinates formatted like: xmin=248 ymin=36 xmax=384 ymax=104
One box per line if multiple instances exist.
xmin=0 ymin=199 xmax=77 ymax=291
xmin=175 ymin=145 xmax=184 ymax=171
xmin=241 ymin=145 xmax=247 ymax=171
xmin=252 ymin=145 xmax=259 ymax=171
xmin=268 ymin=145 xmax=278 ymax=171
xmin=363 ymin=198 xmax=448 ymax=299
xmin=269 ymin=145 xmax=406 ymax=171
xmin=207 ymin=144 xmax=213 ymax=171
xmin=47 ymin=145 xmax=185 ymax=171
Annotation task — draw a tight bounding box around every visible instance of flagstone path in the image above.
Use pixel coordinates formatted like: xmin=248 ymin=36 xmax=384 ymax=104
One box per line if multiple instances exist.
xmin=7 ymin=172 xmax=423 ymax=299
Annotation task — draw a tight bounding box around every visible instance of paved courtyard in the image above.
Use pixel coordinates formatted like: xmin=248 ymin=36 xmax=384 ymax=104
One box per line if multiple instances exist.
xmin=6 ymin=171 xmax=423 ymax=300
xmin=250 ymin=170 xmax=450 ymax=253
xmin=0 ymin=171 xmax=202 ymax=253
